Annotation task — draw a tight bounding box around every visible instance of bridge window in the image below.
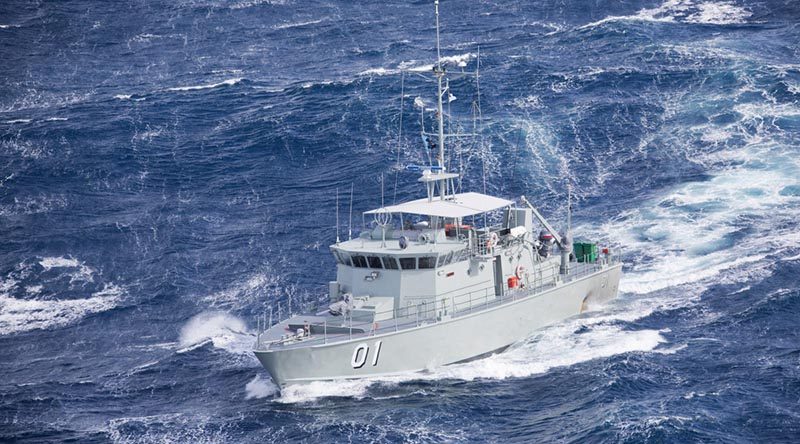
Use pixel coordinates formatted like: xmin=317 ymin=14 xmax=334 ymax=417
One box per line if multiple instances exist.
xmin=351 ymin=255 xmax=368 ymax=268
xmin=399 ymin=257 xmax=417 ymax=270
xmin=334 ymin=250 xmax=351 ymax=266
xmin=453 ymin=249 xmax=469 ymax=263
xmin=444 ymin=251 xmax=454 ymax=265
xmin=418 ymin=256 xmax=436 ymax=269
xmin=367 ymin=256 xmax=383 ymax=269
xmin=437 ymin=254 xmax=447 ymax=267
xmin=382 ymin=256 xmax=399 ymax=269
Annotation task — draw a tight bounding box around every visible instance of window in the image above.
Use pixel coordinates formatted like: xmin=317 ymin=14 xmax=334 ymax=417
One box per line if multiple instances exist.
xmin=334 ymin=250 xmax=351 ymax=266
xmin=437 ymin=254 xmax=446 ymax=267
xmin=399 ymin=257 xmax=417 ymax=270
xmin=452 ymin=249 xmax=468 ymax=263
xmin=367 ymin=256 xmax=383 ymax=269
xmin=382 ymin=256 xmax=399 ymax=269
xmin=444 ymin=251 xmax=454 ymax=265
xmin=352 ymin=255 xmax=368 ymax=268
xmin=418 ymin=256 xmax=436 ymax=269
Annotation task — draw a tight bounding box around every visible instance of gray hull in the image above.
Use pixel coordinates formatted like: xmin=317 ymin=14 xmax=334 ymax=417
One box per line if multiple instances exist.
xmin=255 ymin=264 xmax=621 ymax=388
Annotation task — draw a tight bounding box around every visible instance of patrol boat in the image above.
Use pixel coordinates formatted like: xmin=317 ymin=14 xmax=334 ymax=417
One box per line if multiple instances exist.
xmin=253 ymin=1 xmax=622 ymax=389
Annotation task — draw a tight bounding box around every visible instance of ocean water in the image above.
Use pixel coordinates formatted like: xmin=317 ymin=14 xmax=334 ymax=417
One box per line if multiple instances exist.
xmin=1 ymin=0 xmax=799 ymax=442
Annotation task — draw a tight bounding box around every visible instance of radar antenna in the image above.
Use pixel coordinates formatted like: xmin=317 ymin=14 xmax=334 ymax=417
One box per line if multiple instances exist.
xmin=373 ymin=175 xmax=392 ymax=247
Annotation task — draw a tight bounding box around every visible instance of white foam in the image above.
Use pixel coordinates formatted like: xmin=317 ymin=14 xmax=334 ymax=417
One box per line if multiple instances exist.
xmin=166 ymin=78 xmax=242 ymax=92
xmin=202 ymin=273 xmax=273 ymax=309
xmin=274 ymin=303 xmax=667 ymax=403
xmin=511 ymin=95 xmax=543 ymax=110
xmin=178 ymin=311 xmax=253 ymax=355
xmin=273 ymin=19 xmax=324 ymax=30
xmin=276 ymin=378 xmax=378 ymax=404
xmin=685 ymin=1 xmax=751 ymax=24
xmin=579 ymin=0 xmax=750 ymax=30
xmin=0 ymin=283 xmax=123 ymax=335
xmin=245 ymin=375 xmax=279 ymax=399
xmin=39 ymin=256 xmax=81 ymax=270
xmin=106 ymin=413 xmax=229 ymax=444
xmin=373 ymin=53 xmax=477 ymax=75
xmin=230 ymin=0 xmax=288 ymax=10
xmin=39 ymin=256 xmax=95 ymax=283
xmin=3 ymin=119 xmax=31 ymax=124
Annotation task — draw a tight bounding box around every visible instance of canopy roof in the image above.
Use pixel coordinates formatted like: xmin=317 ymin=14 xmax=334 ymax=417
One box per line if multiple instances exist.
xmin=365 ymin=192 xmax=514 ymax=218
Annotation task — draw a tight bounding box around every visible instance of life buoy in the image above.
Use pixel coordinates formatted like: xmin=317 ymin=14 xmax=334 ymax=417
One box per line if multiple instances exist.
xmin=515 ymin=264 xmax=525 ymax=279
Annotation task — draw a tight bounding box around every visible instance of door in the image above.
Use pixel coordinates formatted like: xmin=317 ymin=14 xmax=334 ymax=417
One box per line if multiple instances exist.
xmin=493 ymin=255 xmax=503 ymax=297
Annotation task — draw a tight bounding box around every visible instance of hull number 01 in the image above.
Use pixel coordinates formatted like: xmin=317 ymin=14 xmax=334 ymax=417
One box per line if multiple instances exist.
xmin=351 ymin=341 xmax=382 ymax=369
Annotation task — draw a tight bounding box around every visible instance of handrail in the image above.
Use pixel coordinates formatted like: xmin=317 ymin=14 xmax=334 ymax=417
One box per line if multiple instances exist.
xmin=256 ymin=255 xmax=620 ymax=350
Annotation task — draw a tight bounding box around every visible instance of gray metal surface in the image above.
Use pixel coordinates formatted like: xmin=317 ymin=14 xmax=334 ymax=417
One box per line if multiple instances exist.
xmin=255 ymin=263 xmax=621 ymax=387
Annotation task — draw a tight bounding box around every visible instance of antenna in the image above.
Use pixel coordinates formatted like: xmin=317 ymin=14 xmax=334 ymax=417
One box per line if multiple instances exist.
xmin=348 ymin=182 xmax=354 ymax=240
xmin=373 ymin=174 xmax=391 ymax=247
xmin=567 ymin=182 xmax=572 ymax=234
xmin=393 ymin=71 xmax=405 ymax=204
xmin=434 ymin=0 xmax=445 ymax=171
xmin=476 ymin=45 xmax=487 ymax=195
xmin=335 ymin=187 xmax=340 ymax=243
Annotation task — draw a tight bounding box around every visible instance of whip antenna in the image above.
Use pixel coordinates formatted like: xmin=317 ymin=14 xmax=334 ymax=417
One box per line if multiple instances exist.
xmin=335 ymin=187 xmax=340 ymax=243
xmin=348 ymin=182 xmax=354 ymax=240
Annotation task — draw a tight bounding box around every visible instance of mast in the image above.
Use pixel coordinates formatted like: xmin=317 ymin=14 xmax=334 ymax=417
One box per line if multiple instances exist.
xmin=434 ymin=0 xmax=446 ymax=199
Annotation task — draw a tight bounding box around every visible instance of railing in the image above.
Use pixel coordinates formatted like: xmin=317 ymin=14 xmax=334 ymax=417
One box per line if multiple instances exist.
xmin=255 ymin=254 xmax=620 ymax=351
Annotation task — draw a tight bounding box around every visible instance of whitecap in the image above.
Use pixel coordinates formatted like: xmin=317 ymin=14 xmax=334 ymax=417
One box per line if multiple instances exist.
xmin=178 ymin=311 xmax=254 ymax=355
xmin=273 ymin=19 xmax=324 ymax=30
xmin=0 ymin=283 xmax=123 ymax=335
xmin=245 ymin=375 xmax=279 ymax=399
xmin=39 ymin=256 xmax=95 ymax=283
xmin=166 ymin=78 xmax=243 ymax=92
xmin=578 ymin=0 xmax=751 ymax=30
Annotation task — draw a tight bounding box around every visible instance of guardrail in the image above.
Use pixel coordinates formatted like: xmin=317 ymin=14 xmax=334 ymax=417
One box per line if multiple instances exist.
xmin=255 ymin=253 xmax=619 ymax=351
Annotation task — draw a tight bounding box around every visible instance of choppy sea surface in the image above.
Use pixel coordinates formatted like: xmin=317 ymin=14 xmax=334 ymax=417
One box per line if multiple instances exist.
xmin=2 ymin=0 xmax=799 ymax=442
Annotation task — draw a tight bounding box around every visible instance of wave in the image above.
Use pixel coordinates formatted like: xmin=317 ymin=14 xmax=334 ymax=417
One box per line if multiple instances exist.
xmin=177 ymin=311 xmax=254 ymax=356
xmin=106 ymin=413 xmax=230 ymax=444
xmin=359 ymin=53 xmax=476 ymax=77
xmin=166 ymin=78 xmax=243 ymax=92
xmin=201 ymin=273 xmax=276 ymax=309
xmin=0 ymin=194 xmax=67 ymax=217
xmin=245 ymin=375 xmax=279 ymax=399
xmin=578 ymin=75 xmax=800 ymax=298
xmin=0 ymin=283 xmax=123 ymax=335
xmin=39 ymin=256 xmax=95 ymax=283
xmin=273 ymin=19 xmax=324 ymax=30
xmin=578 ymin=0 xmax=751 ymax=30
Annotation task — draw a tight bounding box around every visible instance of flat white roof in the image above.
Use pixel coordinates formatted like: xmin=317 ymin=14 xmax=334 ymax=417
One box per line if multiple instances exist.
xmin=365 ymin=192 xmax=514 ymax=218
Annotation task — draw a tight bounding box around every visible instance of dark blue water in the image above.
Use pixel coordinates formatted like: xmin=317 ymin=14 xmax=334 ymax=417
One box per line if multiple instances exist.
xmin=2 ymin=0 xmax=800 ymax=442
